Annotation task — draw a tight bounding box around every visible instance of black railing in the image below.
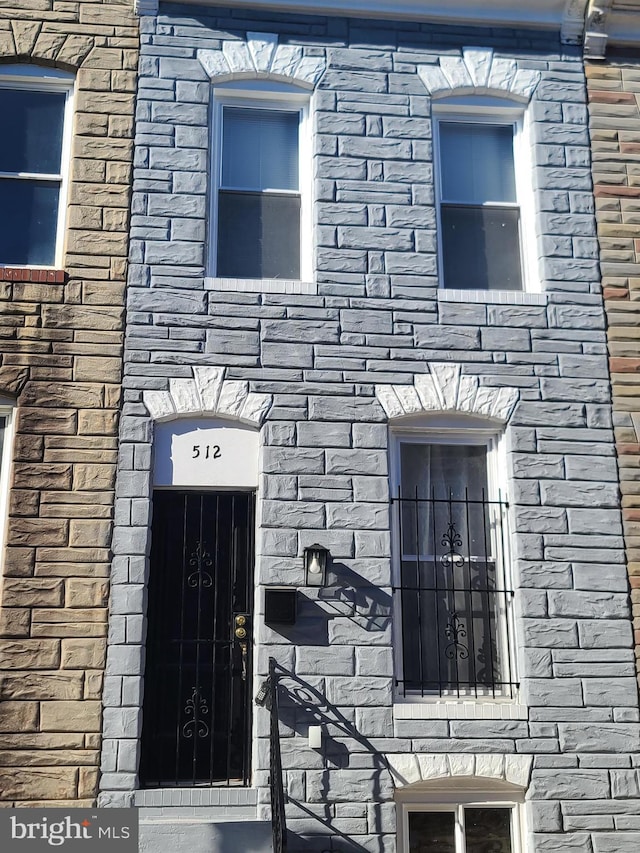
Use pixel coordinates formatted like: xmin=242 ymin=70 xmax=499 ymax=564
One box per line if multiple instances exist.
xmin=393 ymin=489 xmax=518 ymax=698
xmin=267 ymin=657 xmax=287 ymax=853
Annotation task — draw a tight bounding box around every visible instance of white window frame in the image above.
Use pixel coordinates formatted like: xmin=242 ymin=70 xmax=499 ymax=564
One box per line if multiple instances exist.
xmin=0 ymin=65 xmax=74 ymax=269
xmin=433 ymin=96 xmax=538 ymax=294
xmin=390 ymin=416 xmax=517 ymax=704
xmin=209 ymin=80 xmax=312 ymax=283
xmin=0 ymin=401 xmax=15 ymax=599
xmin=398 ymin=789 xmax=525 ymax=853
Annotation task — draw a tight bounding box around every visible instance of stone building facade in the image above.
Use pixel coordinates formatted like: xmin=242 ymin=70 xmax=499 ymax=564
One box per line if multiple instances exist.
xmin=585 ymin=20 xmax=640 ymax=685
xmin=101 ymin=2 xmax=640 ymax=852
xmin=0 ymin=1 xmax=137 ymax=806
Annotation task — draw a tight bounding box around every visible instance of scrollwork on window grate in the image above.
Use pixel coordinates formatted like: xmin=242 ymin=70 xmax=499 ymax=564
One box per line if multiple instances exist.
xmin=393 ymin=490 xmax=518 ymax=698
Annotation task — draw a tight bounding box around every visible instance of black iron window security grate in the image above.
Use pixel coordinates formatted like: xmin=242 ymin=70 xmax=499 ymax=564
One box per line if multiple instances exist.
xmin=393 ymin=488 xmax=518 ymax=698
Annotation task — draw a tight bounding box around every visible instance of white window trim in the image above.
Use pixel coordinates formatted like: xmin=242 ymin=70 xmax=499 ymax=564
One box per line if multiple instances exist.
xmin=0 ymin=402 xmax=15 ymax=601
xmin=0 ymin=65 xmax=74 ymax=270
xmin=398 ymin=791 xmax=525 ymax=853
xmin=390 ymin=419 xmax=518 ymax=705
xmin=433 ymin=96 xmax=539 ymax=296
xmin=208 ymin=81 xmax=313 ymax=284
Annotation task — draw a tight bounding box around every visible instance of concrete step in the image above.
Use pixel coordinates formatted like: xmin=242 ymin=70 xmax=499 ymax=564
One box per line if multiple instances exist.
xmin=139 ymin=815 xmax=271 ymax=853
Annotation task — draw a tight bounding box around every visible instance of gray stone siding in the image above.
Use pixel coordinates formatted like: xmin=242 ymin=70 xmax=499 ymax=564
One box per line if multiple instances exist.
xmin=102 ymin=4 xmax=640 ymax=852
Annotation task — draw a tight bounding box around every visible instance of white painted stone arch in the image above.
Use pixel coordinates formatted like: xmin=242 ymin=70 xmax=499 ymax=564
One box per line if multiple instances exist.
xmin=418 ymin=47 xmax=541 ymax=102
xmin=375 ymin=363 xmax=519 ymax=424
xmin=387 ymin=753 xmax=532 ymax=790
xmin=197 ymin=31 xmax=326 ymax=88
xmin=142 ymin=366 xmax=272 ymax=426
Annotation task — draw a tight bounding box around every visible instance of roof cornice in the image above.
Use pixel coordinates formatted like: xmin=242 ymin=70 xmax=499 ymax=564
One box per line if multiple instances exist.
xmin=135 ymin=0 xmax=580 ymax=39
xmin=133 ymin=0 xmax=640 ymax=55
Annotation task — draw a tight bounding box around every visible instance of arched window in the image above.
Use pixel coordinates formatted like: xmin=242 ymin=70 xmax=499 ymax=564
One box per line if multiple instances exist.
xmin=391 ymin=414 xmax=517 ymax=700
xmin=0 ymin=65 xmax=73 ymax=267
xmin=433 ymin=96 xmax=537 ymax=293
xmin=210 ymin=79 xmax=312 ymax=282
xmin=397 ymin=778 xmax=525 ymax=853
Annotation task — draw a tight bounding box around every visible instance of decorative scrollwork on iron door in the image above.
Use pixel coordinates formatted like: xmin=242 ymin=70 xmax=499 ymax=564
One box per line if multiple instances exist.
xmin=187 ymin=541 xmax=213 ymax=588
xmin=182 ymin=686 xmax=210 ymax=739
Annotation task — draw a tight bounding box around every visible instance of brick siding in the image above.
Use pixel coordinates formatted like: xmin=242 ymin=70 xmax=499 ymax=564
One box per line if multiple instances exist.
xmin=0 ymin=0 xmax=136 ymax=806
xmin=587 ymin=57 xmax=640 ymax=686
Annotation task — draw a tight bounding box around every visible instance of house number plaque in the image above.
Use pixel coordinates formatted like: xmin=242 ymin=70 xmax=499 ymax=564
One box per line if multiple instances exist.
xmin=153 ymin=418 xmax=258 ymax=488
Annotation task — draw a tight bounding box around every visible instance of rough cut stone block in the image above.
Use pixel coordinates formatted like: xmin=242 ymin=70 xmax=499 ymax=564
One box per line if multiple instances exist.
xmin=40 ymin=701 xmax=102 ymax=733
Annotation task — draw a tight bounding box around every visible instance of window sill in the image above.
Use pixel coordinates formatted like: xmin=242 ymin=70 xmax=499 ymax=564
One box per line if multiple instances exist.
xmin=0 ymin=266 xmax=66 ymax=283
xmin=205 ymin=276 xmax=317 ymax=295
xmin=438 ymin=288 xmax=546 ymax=305
xmin=133 ymin=787 xmax=257 ymax=807
xmin=394 ymin=702 xmax=528 ymax=721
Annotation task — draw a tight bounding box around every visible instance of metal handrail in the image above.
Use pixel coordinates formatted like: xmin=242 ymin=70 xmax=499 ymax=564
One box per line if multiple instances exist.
xmin=262 ymin=657 xmax=287 ymax=853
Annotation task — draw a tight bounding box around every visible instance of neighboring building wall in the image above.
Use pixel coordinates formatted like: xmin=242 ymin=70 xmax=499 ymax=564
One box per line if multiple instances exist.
xmin=0 ymin=2 xmax=136 ymax=805
xmin=587 ymin=54 xmax=640 ymax=684
xmin=102 ymin=4 xmax=640 ymax=852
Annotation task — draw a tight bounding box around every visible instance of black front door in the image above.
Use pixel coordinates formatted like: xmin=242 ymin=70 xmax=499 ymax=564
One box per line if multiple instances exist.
xmin=140 ymin=491 xmax=254 ymax=787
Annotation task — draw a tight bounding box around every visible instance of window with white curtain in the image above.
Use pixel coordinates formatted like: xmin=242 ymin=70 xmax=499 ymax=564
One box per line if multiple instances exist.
xmin=393 ymin=432 xmax=516 ymax=698
xmin=212 ymin=87 xmax=309 ymax=280
xmin=435 ymin=103 xmax=532 ymax=291
xmin=0 ymin=66 xmax=73 ymax=267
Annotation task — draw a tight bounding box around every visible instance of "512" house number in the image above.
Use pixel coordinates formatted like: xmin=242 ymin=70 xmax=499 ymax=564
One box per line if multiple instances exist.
xmin=191 ymin=444 xmax=222 ymax=459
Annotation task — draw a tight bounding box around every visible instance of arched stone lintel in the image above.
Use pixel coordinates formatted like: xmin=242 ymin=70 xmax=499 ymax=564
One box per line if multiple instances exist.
xmin=375 ymin=363 xmax=519 ymax=424
xmin=419 ymin=47 xmax=540 ymax=102
xmin=386 ymin=752 xmax=532 ymax=790
xmin=0 ymin=367 xmax=28 ymax=399
xmin=431 ymin=86 xmax=528 ymax=104
xmin=198 ymin=32 xmax=326 ymax=89
xmin=142 ymin=366 xmax=272 ymax=427
xmin=1 ymin=26 xmax=94 ymax=71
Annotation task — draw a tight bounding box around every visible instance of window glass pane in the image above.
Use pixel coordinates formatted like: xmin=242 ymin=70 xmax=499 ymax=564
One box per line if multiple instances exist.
xmin=218 ymin=190 xmax=300 ymax=279
xmin=0 ymin=178 xmax=59 ymax=265
xmin=441 ymin=205 xmax=522 ymax=291
xmin=408 ymin=812 xmax=456 ymax=853
xmin=465 ymin=808 xmax=512 ymax=853
xmin=440 ymin=122 xmax=516 ymax=204
xmin=222 ymin=107 xmax=299 ymax=191
xmin=400 ymin=442 xmax=488 ymax=550
xmin=401 ymin=443 xmax=487 ymax=503
xmin=0 ymin=88 xmax=66 ymax=174
xmin=399 ymin=444 xmax=499 ymax=693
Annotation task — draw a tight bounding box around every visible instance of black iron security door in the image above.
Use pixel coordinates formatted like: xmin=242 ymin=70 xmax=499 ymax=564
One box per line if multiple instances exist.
xmin=140 ymin=491 xmax=255 ymax=787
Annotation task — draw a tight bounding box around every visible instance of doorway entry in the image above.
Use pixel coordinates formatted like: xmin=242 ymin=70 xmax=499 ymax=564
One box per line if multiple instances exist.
xmin=140 ymin=490 xmax=255 ymax=787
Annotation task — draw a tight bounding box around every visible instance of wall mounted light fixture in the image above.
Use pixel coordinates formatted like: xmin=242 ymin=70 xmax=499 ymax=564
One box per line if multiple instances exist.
xmin=304 ymin=544 xmax=330 ymax=587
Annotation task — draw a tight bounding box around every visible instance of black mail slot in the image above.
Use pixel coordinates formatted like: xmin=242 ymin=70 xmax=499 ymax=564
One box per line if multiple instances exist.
xmin=264 ymin=588 xmax=297 ymax=625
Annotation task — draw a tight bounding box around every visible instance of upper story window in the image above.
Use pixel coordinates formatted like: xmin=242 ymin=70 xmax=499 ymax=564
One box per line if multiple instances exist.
xmin=435 ymin=99 xmax=535 ymax=292
xmin=211 ymin=82 xmax=310 ymax=281
xmin=392 ymin=424 xmax=517 ymax=700
xmin=0 ymin=66 xmax=73 ymax=267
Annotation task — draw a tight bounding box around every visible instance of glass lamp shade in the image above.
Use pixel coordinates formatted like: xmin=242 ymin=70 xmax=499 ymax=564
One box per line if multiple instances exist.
xmin=304 ymin=544 xmax=329 ymax=587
